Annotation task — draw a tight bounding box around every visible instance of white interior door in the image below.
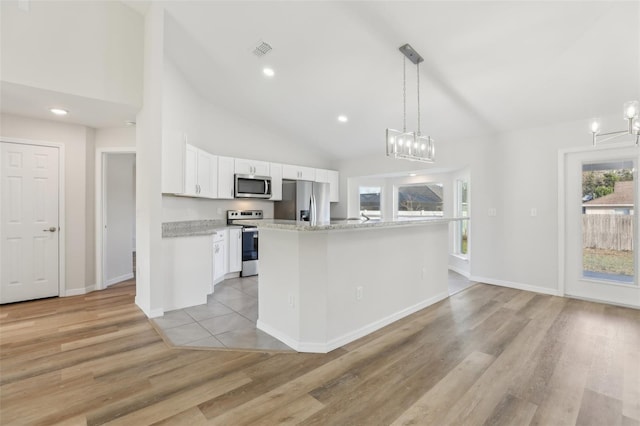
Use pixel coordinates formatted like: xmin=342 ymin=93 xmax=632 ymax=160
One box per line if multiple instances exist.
xmin=1 ymin=142 xmax=59 ymax=303
xmin=564 ymin=147 xmax=639 ymax=307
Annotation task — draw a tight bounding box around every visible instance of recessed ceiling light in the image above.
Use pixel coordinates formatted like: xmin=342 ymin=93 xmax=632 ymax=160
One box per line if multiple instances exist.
xmin=125 ymin=120 xmax=136 ymax=127
xmin=50 ymin=108 xmax=68 ymax=116
xmin=337 ymin=115 xmax=348 ymax=123
xmin=408 ymin=173 xmax=417 ymax=177
xmin=263 ymin=67 xmax=275 ymax=77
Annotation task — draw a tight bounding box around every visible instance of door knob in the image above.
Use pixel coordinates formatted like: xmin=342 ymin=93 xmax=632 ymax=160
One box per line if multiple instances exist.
xmin=43 ymin=227 xmax=57 ymax=232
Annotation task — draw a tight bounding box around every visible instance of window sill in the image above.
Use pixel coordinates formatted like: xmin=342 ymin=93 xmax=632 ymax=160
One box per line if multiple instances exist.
xmin=450 ymin=254 xmax=469 ymax=261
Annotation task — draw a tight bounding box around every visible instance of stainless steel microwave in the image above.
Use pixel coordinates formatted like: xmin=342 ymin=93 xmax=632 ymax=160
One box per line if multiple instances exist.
xmin=235 ymin=174 xmax=272 ymax=199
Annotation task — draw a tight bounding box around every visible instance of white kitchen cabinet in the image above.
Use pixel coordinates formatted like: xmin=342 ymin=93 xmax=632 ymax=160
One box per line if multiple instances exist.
xmin=312 ymin=168 xmax=339 ymax=202
xmin=228 ymin=228 xmax=242 ymax=273
xmin=328 ymin=170 xmax=339 ymax=203
xmin=314 ymin=168 xmax=329 ymax=183
xmin=270 ymin=163 xmax=283 ymax=201
xmin=183 ymin=144 xmax=217 ymax=198
xmin=217 ymin=156 xmax=235 ymax=199
xmin=282 ymin=164 xmax=316 ymax=181
xmin=235 ymin=158 xmax=270 ymax=176
xmin=213 ymin=231 xmax=226 ymax=284
xmin=183 ymin=143 xmax=198 ymax=196
xmin=162 ymin=235 xmax=212 ymax=311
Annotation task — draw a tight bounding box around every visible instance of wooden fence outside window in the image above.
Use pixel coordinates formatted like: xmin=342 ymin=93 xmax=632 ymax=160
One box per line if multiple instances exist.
xmin=582 ymin=214 xmax=634 ymax=251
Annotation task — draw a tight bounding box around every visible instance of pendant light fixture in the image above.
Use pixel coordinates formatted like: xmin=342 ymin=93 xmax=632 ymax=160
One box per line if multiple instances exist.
xmin=386 ymin=43 xmax=435 ymax=163
xmin=590 ymin=100 xmax=640 ymax=146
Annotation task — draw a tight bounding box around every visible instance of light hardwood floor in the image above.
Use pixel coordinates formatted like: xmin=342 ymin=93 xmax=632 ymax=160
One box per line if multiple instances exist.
xmin=1 ymin=279 xmax=638 ymax=425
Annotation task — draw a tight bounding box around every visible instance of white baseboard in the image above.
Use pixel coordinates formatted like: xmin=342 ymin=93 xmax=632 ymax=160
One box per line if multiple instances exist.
xmin=63 ymin=284 xmax=96 ymax=297
xmin=105 ymin=273 xmax=134 ymax=287
xmin=470 ymin=275 xmax=560 ymax=296
xmin=448 ymin=265 xmax=471 ymax=279
xmin=256 ymin=321 xmax=304 ymax=352
xmin=258 ymin=291 xmax=450 ymax=354
xmin=134 ymin=297 xmax=164 ymax=318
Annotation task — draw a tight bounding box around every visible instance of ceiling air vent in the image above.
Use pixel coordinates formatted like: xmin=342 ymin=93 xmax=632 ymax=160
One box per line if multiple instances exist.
xmin=252 ymin=41 xmax=272 ymax=57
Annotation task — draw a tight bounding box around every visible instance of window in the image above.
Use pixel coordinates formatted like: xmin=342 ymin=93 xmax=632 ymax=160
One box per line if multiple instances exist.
xmin=359 ymin=186 xmax=381 ymax=217
xmin=455 ymin=179 xmax=469 ymax=256
xmin=396 ymin=183 xmax=443 ymax=217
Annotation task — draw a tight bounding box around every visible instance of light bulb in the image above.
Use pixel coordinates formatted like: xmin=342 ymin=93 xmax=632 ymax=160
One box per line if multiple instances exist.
xmin=624 ymin=101 xmax=639 ymax=119
xmin=590 ymin=118 xmax=601 ymax=133
xmin=50 ymin=108 xmax=68 ymax=116
xmin=413 ymin=142 xmax=418 ymax=149
xmin=633 ymin=118 xmax=640 ymax=133
xmin=263 ymin=67 xmax=275 ymax=77
xmin=421 ymin=144 xmax=426 ymax=150
xmin=398 ymin=139 xmax=404 ymax=147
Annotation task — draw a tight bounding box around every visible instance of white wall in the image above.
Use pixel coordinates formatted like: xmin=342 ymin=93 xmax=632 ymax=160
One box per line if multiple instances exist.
xmin=0 ymin=0 xmax=143 ymax=108
xmin=95 ymin=127 xmax=136 ymax=150
xmin=105 ymin=153 xmax=136 ymax=285
xmin=0 ymin=113 xmax=95 ymax=294
xmin=135 ymin=4 xmax=165 ymax=317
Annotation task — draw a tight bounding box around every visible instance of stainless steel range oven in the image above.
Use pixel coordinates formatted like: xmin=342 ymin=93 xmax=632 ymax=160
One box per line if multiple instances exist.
xmin=227 ymin=210 xmax=263 ymax=277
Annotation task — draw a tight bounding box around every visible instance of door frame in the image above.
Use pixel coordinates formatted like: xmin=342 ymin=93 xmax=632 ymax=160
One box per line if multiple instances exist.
xmin=95 ymin=147 xmax=136 ymax=290
xmin=558 ymin=143 xmax=639 ymax=303
xmin=0 ymin=137 xmax=66 ymax=296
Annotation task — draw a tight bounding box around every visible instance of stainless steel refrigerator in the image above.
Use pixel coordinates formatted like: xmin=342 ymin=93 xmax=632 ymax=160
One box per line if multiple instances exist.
xmin=274 ymin=180 xmax=330 ymax=224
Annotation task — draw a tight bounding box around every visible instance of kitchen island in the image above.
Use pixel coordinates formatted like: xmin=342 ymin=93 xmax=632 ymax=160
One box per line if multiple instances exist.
xmin=239 ymin=217 xmax=465 ymax=353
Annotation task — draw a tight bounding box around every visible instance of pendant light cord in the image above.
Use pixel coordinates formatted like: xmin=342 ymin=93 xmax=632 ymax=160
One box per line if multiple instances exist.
xmin=417 ymin=62 xmax=421 ymax=135
xmin=403 ymin=57 xmax=407 ymax=133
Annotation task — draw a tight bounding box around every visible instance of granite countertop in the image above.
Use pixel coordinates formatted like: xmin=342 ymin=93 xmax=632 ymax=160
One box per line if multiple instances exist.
xmin=162 ymin=220 xmax=241 ymax=238
xmin=236 ymin=217 xmax=468 ymax=232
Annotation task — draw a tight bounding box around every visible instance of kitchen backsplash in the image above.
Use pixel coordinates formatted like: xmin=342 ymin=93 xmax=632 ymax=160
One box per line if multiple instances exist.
xmin=162 ymin=195 xmax=274 ymax=222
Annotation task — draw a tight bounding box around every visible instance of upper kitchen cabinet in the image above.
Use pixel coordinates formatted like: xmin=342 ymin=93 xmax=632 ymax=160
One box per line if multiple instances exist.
xmin=218 ymin=156 xmax=235 ymax=199
xmin=235 ymin=158 xmax=270 ymax=176
xmin=184 ymin=144 xmax=217 ymax=198
xmin=315 ymin=169 xmax=329 ymax=183
xmin=328 ymin=170 xmax=339 ymax=202
xmin=282 ymin=164 xmax=316 ymax=181
xmin=314 ymin=168 xmax=339 ymax=202
xmin=270 ymin=163 xmax=283 ymax=201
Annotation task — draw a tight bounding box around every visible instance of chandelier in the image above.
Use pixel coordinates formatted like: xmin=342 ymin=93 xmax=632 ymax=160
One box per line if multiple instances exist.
xmin=386 ymin=44 xmax=435 ymax=163
xmin=590 ymin=100 xmax=640 ymax=146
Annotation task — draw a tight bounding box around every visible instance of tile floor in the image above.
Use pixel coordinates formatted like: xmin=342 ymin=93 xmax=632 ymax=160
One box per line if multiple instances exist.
xmin=154 ymin=270 xmax=476 ymax=352
xmin=152 ymin=276 xmax=293 ymax=351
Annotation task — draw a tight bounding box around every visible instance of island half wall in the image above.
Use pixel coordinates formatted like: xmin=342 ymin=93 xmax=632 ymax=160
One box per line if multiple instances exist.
xmin=253 ymin=218 xmax=459 ymax=353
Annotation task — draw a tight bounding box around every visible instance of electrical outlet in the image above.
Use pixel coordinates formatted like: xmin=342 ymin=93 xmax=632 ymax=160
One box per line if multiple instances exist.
xmin=288 ymin=294 xmax=295 ymax=308
xmin=488 ymin=208 xmax=497 ymax=217
xmin=530 ymin=208 xmax=537 ymax=217
xmin=356 ymin=286 xmax=363 ymax=301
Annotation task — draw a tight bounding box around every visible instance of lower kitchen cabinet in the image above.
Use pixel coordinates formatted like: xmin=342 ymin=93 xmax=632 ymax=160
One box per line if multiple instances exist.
xmin=213 ymin=231 xmax=226 ymax=284
xmin=162 ymin=235 xmax=213 ymax=311
xmin=228 ymin=228 xmax=242 ymax=273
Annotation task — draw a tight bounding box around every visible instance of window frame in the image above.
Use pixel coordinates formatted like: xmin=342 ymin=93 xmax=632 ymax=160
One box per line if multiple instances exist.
xmin=394 ymin=182 xmax=444 ymax=218
xmin=358 ymin=185 xmax=383 ymax=218
xmin=453 ymin=178 xmax=469 ymax=259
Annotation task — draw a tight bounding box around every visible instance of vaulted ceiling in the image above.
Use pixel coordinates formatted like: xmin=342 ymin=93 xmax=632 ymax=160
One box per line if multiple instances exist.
xmin=163 ymin=1 xmax=640 ymax=160
xmin=2 ymin=1 xmax=638 ymax=161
